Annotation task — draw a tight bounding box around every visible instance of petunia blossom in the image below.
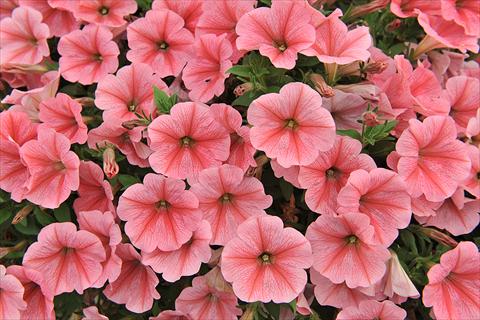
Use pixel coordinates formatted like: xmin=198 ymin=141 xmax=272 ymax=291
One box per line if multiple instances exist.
xmin=0 ymin=0 xmax=18 ymax=20
xmin=236 ymin=0 xmax=316 ymax=69
xmin=0 ymin=265 xmax=26 ymax=320
xmin=150 ymin=310 xmax=192 ymax=320
xmin=441 ymin=0 xmax=480 ymax=36
xmin=395 ymin=116 xmax=471 ymax=201
xmin=248 ymin=82 xmax=336 ymax=167
xmin=445 ymin=75 xmax=480 ymax=134
xmin=20 ymin=128 xmax=80 ymax=209
xmin=117 ymin=173 xmax=202 ymax=252
xmin=82 ymin=306 xmax=108 ymax=320
xmin=190 ymin=164 xmax=272 ymax=245
xmin=142 ymin=220 xmax=212 ymax=282
xmin=336 ymin=300 xmax=407 ymax=320
xmin=23 ymin=222 xmax=106 ymax=296
xmin=126 ymin=9 xmax=194 ymax=77
xmin=74 ymin=0 xmax=137 ymax=27
xmin=148 ymin=102 xmax=230 ymax=180
xmin=152 ymin=0 xmax=202 ymax=34
xmin=104 ymin=243 xmax=160 ymax=313
xmin=390 ymin=0 xmax=441 ymax=18
xmin=306 ymin=213 xmax=390 ymax=288
xmin=321 ymin=89 xmax=367 ymax=131
xmin=221 ymin=215 xmax=312 ymax=303
xmin=423 ymin=241 xmax=480 ymax=320
xmin=0 ymin=6 xmax=50 ymax=65
xmin=298 ymin=135 xmax=376 ymax=215
xmin=463 ymin=144 xmax=480 ymax=198
xmin=58 ymin=24 xmax=119 ymax=85
xmin=270 ymin=159 xmax=302 ymax=188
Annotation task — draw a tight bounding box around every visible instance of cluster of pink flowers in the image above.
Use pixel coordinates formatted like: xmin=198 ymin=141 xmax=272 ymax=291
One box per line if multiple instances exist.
xmin=0 ymin=0 xmax=479 ymax=319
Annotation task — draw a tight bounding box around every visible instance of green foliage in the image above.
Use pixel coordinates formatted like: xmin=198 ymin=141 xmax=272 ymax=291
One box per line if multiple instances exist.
xmin=154 ymin=86 xmax=178 ymax=114
xmin=54 ymin=203 xmax=71 ymax=222
xmin=136 ymin=0 xmax=152 ymax=11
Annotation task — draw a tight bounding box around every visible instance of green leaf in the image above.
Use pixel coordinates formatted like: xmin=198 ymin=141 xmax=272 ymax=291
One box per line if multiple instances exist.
xmin=232 ymin=91 xmax=260 ymax=106
xmin=154 ymin=86 xmax=177 ymax=114
xmin=279 ymin=178 xmax=293 ymax=201
xmin=53 ymin=204 xmax=71 ymax=222
xmin=288 ymin=299 xmax=297 ymax=314
xmin=34 ymin=207 xmax=55 ymax=226
xmin=400 ymin=229 xmax=418 ymax=255
xmin=0 ymin=208 xmax=12 ymax=224
xmin=136 ymin=0 xmax=152 ymax=11
xmin=14 ymin=216 xmax=40 ymax=235
xmin=118 ymin=174 xmax=140 ymax=190
xmin=264 ymin=302 xmax=280 ymax=319
xmin=227 ymin=65 xmax=252 ymax=78
xmin=296 ymin=54 xmax=320 ymax=67
xmin=336 ymin=129 xmax=362 ymax=141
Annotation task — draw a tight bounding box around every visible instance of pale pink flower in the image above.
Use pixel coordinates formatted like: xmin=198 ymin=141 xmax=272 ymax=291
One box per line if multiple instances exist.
xmin=298 ymin=135 xmax=376 ymax=215
xmin=236 ymin=0 xmax=316 ymax=69
xmin=306 ymin=213 xmax=390 ymax=288
xmin=441 ymin=0 xmax=479 ymax=36
xmin=152 ymin=0 xmax=202 ymax=34
xmin=423 ymin=241 xmax=480 ymax=320
xmin=0 ymin=265 xmax=26 ymax=320
xmin=221 ymin=215 xmax=312 ymax=303
xmin=270 ymin=159 xmax=301 ymax=188
xmin=20 ymin=128 xmax=80 ymax=209
xmin=38 ymin=93 xmax=88 ymax=144
xmin=390 ymin=0 xmax=441 ymax=18
xmin=148 ymin=102 xmax=230 ymax=180
xmin=445 ymin=76 xmax=480 ymax=134
xmin=463 ymin=144 xmax=480 ymax=197
xmin=321 ymin=89 xmax=367 ymax=131
xmin=95 ymin=63 xmax=168 ymax=124
xmin=127 ymin=9 xmax=194 ymax=77
xmin=73 ymin=161 xmax=115 ymax=215
xmin=337 ymin=168 xmax=412 ymax=246
xmin=150 ymin=310 xmax=192 ymax=320
xmin=77 ymin=210 xmax=122 ymax=287
xmin=23 ymin=222 xmax=106 ymax=296
xmin=0 ymin=0 xmax=18 ymax=20
xmin=142 ymin=220 xmax=212 ymax=282
xmin=183 ymin=34 xmax=232 ymax=102
xmin=58 ymin=24 xmax=119 ymax=85
xmin=117 ymin=173 xmax=202 ymax=252
xmin=380 ymin=250 xmax=420 ymax=303
xmin=74 ymin=0 xmax=137 ymax=27
xmin=0 ymin=7 xmax=50 ymax=65
xmin=248 ymin=82 xmax=336 ymax=167
xmin=104 ymin=243 xmax=160 ymax=313
xmin=6 ymin=265 xmax=54 ymax=320
xmin=82 ymin=306 xmax=108 ymax=320
xmin=190 ymin=164 xmax=272 ymax=245
xmin=303 ymin=9 xmax=371 ymax=64
xmin=337 ymin=300 xmax=407 ymax=320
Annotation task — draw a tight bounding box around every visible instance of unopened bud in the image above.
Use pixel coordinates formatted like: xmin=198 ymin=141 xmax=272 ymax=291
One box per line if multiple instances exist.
xmin=364 ymin=61 xmax=388 ymax=75
xmin=12 ymin=204 xmax=34 ymax=224
xmin=122 ymin=119 xmax=149 ymax=130
xmin=75 ymin=97 xmax=95 ymax=107
xmin=387 ymin=19 xmax=402 ymax=32
xmin=310 ymin=73 xmax=335 ymax=97
xmin=362 ymin=111 xmax=381 ymax=127
xmin=346 ymin=0 xmax=390 ymax=21
xmin=103 ymin=147 xmax=119 ymax=179
xmin=234 ymin=83 xmax=253 ymax=97
xmin=418 ymin=227 xmax=458 ymax=248
xmin=0 ymin=240 xmax=27 ymax=258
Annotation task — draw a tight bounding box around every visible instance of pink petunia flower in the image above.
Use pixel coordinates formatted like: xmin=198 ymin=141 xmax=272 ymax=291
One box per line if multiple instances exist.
xmin=270 ymin=159 xmax=302 ymax=188
xmin=152 ymin=0 xmax=202 ymax=34
xmin=23 ymin=222 xmax=106 ymax=296
xmin=20 ymin=127 xmax=80 ymax=209
xmin=150 ymin=310 xmax=192 ymax=320
xmin=117 ymin=173 xmax=202 ymax=252
xmin=38 ymin=93 xmax=88 ymax=144
xmin=321 ymin=89 xmax=367 ymax=131
xmin=390 ymin=0 xmax=441 ymax=18
xmin=0 ymin=7 xmax=50 ymax=65
xmin=463 ymin=144 xmax=480 ymax=197
xmin=74 ymin=0 xmax=137 ymax=27
xmin=0 ymin=0 xmax=18 ymax=20
xmin=95 ymin=63 xmax=168 ymax=124
xmin=183 ymin=34 xmax=232 ymax=102
xmin=58 ymin=24 xmax=119 ymax=85
xmin=6 ymin=265 xmax=55 ymax=320
xmin=423 ymin=241 xmax=480 ymax=320
xmin=337 ymin=300 xmax=407 ymax=320
xmin=221 ymin=215 xmax=312 ymax=303
xmin=0 ymin=265 xmax=26 ymax=320
xmin=175 ymin=271 xmax=242 ymax=320
xmin=210 ymin=103 xmax=256 ymax=172
xmin=126 ymin=9 xmax=194 ymax=77
xmin=298 ymin=135 xmax=376 ymax=215
xmin=148 ymin=102 xmax=230 ymax=180
xmin=395 ymin=115 xmax=471 ymax=201
xmin=236 ymin=0 xmax=316 ymax=69
xmin=445 ymin=76 xmax=480 ymax=134
xmin=466 ymin=109 xmax=480 ymax=143
xmin=337 ymin=168 xmax=412 ymax=246
xmin=196 ymin=0 xmax=256 ymax=63
xmin=18 ymin=0 xmax=79 ymax=37
xmin=104 ymin=243 xmax=160 ymax=313
xmin=248 ymin=82 xmax=336 ymax=167
xmin=441 ymin=0 xmax=479 ymax=36
xmin=73 ymin=161 xmax=115 ymax=215
xmin=82 ymin=306 xmax=108 ymax=320
xmin=189 ymin=164 xmax=272 ymax=245
xmin=142 ymin=220 xmax=212 ymax=282
xmin=77 ymin=210 xmax=122 ymax=287
xmin=306 ymin=213 xmax=390 ymax=288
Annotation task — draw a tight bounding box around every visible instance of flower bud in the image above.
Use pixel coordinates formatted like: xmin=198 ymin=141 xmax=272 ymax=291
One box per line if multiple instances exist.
xmin=103 ymin=147 xmax=119 ymax=179
xmin=310 ymin=73 xmax=335 ymax=97
xmin=362 ymin=110 xmax=381 ymax=127
xmin=12 ymin=204 xmax=34 ymax=224
xmin=346 ymin=0 xmax=390 ymax=21
xmin=364 ymin=61 xmax=388 ymax=75
xmin=234 ymin=83 xmax=253 ymax=97
xmin=418 ymin=227 xmax=458 ymax=248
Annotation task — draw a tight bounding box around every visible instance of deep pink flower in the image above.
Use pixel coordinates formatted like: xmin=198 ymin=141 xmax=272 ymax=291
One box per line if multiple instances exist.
xmin=190 ymin=164 xmax=272 ymax=245
xmin=306 ymin=213 xmax=390 ymax=288
xmin=38 ymin=93 xmax=88 ymax=144
xmin=236 ymin=0 xmax=316 ymax=69
xmin=74 ymin=0 xmax=137 ymax=27
xmin=82 ymin=306 xmax=108 ymax=320
xmin=127 ymin=9 xmax=194 ymax=77
xmin=445 ymin=76 xmax=480 ymax=134
xmin=118 ymin=173 xmax=202 ymax=252
xmin=152 ymin=0 xmax=202 ymax=34
xmin=20 ymin=128 xmax=80 ymax=209
xmin=221 ymin=215 xmax=312 ymax=303
xmin=337 ymin=300 xmax=407 ymax=320
xmin=0 ymin=265 xmax=26 ymax=320
xmin=395 ymin=116 xmax=471 ymax=201
xmin=148 ymin=102 xmax=230 ymax=180
xmin=104 ymin=243 xmax=160 ymax=313
xmin=23 ymin=222 xmax=106 ymax=296
xmin=321 ymin=89 xmax=367 ymax=131
xmin=0 ymin=6 xmax=50 ymax=65
xmin=298 ymin=136 xmax=376 ymax=215
xmin=441 ymin=0 xmax=479 ymax=36
xmin=183 ymin=34 xmax=232 ymax=102
xmin=248 ymin=82 xmax=336 ymax=167
xmin=423 ymin=241 xmax=480 ymax=320
xmin=463 ymin=144 xmax=480 ymax=197
xmin=142 ymin=220 xmax=212 ymax=282
xmin=58 ymin=24 xmax=119 ymax=85
xmin=6 ymin=265 xmax=54 ymax=320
